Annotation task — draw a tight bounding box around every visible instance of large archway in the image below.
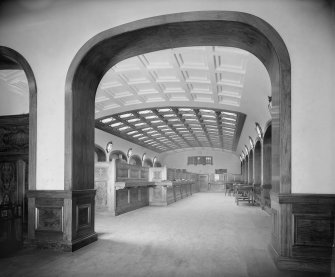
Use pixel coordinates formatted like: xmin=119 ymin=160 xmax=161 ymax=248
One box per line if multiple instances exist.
xmin=65 ymin=11 xmax=291 ymax=194
xmin=63 ymin=10 xmax=291 ymax=263
xmin=0 ymin=46 xmax=37 ymax=189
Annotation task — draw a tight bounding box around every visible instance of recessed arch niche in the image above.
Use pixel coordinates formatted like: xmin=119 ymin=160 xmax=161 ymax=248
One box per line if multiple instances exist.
xmin=143 ymin=158 xmax=153 ymax=167
xmin=109 ymin=150 xmax=127 ymax=162
xmin=263 ymin=122 xmax=272 ymax=209
xmin=254 ymin=140 xmax=262 ymax=186
xmin=244 ymin=155 xmax=249 ymax=183
xmin=0 ymin=46 xmax=37 ymax=189
xmin=248 ymin=149 xmax=254 ymax=184
xmin=129 ymin=155 xmax=142 ymax=166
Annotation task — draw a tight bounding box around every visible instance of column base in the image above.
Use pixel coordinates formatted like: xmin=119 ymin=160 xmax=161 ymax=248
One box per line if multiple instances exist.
xmin=270 ymin=193 xmax=335 ymax=274
xmin=26 ymin=189 xmax=97 ymax=252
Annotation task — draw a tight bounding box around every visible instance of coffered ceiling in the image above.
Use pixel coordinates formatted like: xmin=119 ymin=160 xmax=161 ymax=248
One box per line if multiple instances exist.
xmin=95 ymin=46 xmax=249 ymax=117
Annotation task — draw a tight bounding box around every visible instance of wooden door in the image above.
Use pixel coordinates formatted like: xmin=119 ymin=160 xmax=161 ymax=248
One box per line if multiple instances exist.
xmin=199 ymin=175 xmax=209 ymax=192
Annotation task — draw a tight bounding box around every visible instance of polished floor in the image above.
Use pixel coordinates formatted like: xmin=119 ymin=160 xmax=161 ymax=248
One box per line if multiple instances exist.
xmin=0 ymin=193 xmax=330 ymax=277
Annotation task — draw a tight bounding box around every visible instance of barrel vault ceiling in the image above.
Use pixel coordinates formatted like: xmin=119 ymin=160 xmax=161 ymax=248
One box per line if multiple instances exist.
xmin=95 ymin=46 xmax=271 ymax=154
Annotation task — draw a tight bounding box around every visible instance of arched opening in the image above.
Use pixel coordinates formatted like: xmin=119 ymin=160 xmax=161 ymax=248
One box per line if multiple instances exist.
xmin=254 ymin=140 xmax=262 ymax=186
xmin=254 ymin=140 xmax=262 ymax=205
xmin=65 ymin=11 xmax=291 ymax=193
xmin=143 ymin=158 xmax=153 ymax=167
xmin=0 ymin=46 xmax=37 ymax=255
xmin=63 ymin=11 xmax=291 ymax=258
xmin=262 ymin=123 xmax=272 ymax=210
xmin=94 ymin=144 xmax=106 ymax=162
xmin=109 ymin=150 xmax=127 ymax=162
xmin=248 ymin=149 xmax=254 ymax=185
xmin=245 ymin=155 xmax=249 ymax=183
xmin=129 ymin=155 xmax=142 ymax=166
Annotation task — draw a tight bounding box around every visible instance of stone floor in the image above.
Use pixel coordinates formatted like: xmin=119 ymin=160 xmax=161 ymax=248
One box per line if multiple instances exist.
xmin=0 ymin=193 xmax=331 ymax=277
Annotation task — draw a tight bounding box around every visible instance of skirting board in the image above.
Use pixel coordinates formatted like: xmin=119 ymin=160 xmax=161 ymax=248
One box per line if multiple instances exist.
xmin=26 ymin=232 xmax=98 ymax=252
xmin=268 ymin=243 xmax=331 ymax=273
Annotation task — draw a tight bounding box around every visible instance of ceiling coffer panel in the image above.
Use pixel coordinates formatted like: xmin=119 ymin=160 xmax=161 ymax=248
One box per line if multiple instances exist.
xmin=95 ymin=46 xmax=250 ymax=115
xmin=96 ymin=107 xmax=246 ymax=153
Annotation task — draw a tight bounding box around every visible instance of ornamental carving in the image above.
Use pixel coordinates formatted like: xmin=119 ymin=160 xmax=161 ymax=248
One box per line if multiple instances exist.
xmin=0 ymin=126 xmax=29 ymax=152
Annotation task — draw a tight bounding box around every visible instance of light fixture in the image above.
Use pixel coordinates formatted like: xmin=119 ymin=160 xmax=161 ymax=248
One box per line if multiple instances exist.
xmin=239 ymin=156 xmax=243 ymax=162
xmin=244 ymin=145 xmax=248 ymax=154
xmin=255 ymin=122 xmax=263 ymax=139
xmin=249 ymin=136 xmax=254 ymax=149
xmin=106 ymin=141 xmax=113 ymax=153
xmin=241 ymin=151 xmax=245 ymax=159
xmin=127 ymin=148 xmax=132 ymax=158
xmin=142 ymin=153 xmax=146 ymax=162
xmin=153 ymin=156 xmax=157 ymax=166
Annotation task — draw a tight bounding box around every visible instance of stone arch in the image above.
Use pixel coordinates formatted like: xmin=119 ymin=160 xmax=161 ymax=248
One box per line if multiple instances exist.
xmin=0 ymin=46 xmax=37 ymax=189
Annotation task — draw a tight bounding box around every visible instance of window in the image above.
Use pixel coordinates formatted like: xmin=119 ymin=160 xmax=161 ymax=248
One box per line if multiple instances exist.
xmin=187 ymin=156 xmax=213 ymax=165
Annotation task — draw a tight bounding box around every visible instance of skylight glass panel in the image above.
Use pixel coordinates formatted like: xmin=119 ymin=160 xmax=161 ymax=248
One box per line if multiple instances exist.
xmin=110 ymin=122 xmax=123 ymax=127
xmin=202 ymin=114 xmax=216 ymax=118
xmin=101 ymin=117 xmax=115 ymax=124
xmin=127 ymin=130 xmax=138 ymax=135
xmin=134 ymin=122 xmax=146 ymax=126
xmin=200 ymin=109 xmax=215 ymax=113
xmin=157 ymin=125 xmax=166 ymax=128
xmin=120 ymin=113 xmax=133 ymax=118
xmin=138 ymin=136 xmax=148 ymax=140
xmin=222 ymin=117 xmax=236 ymax=122
xmin=142 ymin=127 xmax=153 ymax=131
xmin=144 ymin=139 xmax=153 ymax=143
xmin=151 ymin=120 xmax=162 ymax=124
xmin=139 ymin=110 xmax=152 ymax=114
xmin=221 ymin=111 xmax=237 ymax=117
xmin=118 ymin=126 xmax=130 ymax=131
xmin=133 ymin=134 xmax=143 ymax=138
xmin=158 ymin=108 xmax=171 ymax=112
xmin=163 ymin=114 xmax=175 ymax=118
xmin=179 ymin=108 xmax=192 ymax=112
xmin=222 ymin=122 xmax=235 ymax=126
xmin=145 ymin=115 xmax=158 ymax=119
xmin=203 ymin=119 xmax=216 ymax=123
xmin=128 ymin=118 xmax=140 ymax=123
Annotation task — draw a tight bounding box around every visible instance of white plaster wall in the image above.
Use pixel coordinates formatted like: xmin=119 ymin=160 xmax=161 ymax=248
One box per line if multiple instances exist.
xmin=95 ymin=128 xmax=159 ymax=164
xmin=160 ymin=149 xmax=241 ymax=175
xmin=0 ymin=0 xmax=334 ymax=192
